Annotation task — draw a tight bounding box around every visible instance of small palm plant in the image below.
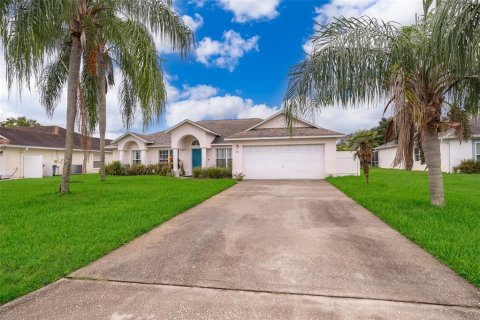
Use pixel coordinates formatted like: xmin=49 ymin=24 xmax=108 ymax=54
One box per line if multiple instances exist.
xmin=348 ymin=130 xmax=378 ymax=184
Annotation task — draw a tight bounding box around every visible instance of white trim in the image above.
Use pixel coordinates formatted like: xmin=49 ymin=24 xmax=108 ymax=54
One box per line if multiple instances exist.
xmin=0 ymin=144 xmax=112 ymax=153
xmin=165 ymin=119 xmax=220 ymax=136
xmin=211 ymin=143 xmax=234 ymax=146
xmin=110 ymin=132 xmax=152 ymax=144
xmin=225 ymin=135 xmax=343 ymax=141
xmin=245 ymin=110 xmax=330 ymax=132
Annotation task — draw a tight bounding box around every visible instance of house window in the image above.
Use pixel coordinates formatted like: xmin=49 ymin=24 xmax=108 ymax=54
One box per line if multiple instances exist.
xmin=132 ymin=150 xmax=141 ymax=165
xmin=414 ymin=147 xmax=421 ymax=162
xmin=192 ymin=140 xmax=200 ymax=146
xmin=159 ymin=149 xmax=171 ymax=163
xmin=93 ymin=153 xmax=100 ymax=169
xmin=216 ymin=148 xmax=232 ymax=167
xmin=476 ymin=142 xmax=480 ymax=161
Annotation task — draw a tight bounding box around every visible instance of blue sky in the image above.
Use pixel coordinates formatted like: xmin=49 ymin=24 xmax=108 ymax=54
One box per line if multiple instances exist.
xmin=0 ymin=0 xmax=424 ymax=138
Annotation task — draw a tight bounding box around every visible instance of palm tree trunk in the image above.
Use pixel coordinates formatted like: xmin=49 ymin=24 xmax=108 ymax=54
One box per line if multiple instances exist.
xmin=97 ymin=48 xmax=107 ymax=182
xmin=59 ymin=35 xmax=82 ymax=194
xmin=422 ymin=124 xmax=445 ymax=206
xmin=405 ymin=124 xmax=414 ymax=171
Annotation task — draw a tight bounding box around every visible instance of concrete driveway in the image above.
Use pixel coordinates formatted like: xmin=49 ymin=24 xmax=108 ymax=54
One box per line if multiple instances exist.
xmin=1 ymin=180 xmax=479 ymax=319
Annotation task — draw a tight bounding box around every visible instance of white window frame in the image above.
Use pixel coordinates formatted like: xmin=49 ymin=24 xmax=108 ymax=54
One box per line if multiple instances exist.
xmin=132 ymin=150 xmax=141 ymax=165
xmin=475 ymin=142 xmax=480 ymax=161
xmin=158 ymin=149 xmax=171 ymax=164
xmin=93 ymin=153 xmax=101 ymax=169
xmin=414 ymin=147 xmax=421 ymax=162
xmin=216 ymin=148 xmax=232 ymax=168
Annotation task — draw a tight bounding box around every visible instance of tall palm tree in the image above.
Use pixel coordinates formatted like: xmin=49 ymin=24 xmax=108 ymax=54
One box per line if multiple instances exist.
xmin=1 ymin=0 xmax=192 ymax=192
xmin=38 ymin=3 xmax=193 ymax=182
xmin=285 ymin=0 xmax=480 ymax=206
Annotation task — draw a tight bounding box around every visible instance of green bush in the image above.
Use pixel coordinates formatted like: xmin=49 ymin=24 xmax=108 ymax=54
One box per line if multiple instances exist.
xmin=105 ymin=161 xmax=125 ymax=175
xmin=105 ymin=161 xmax=172 ymax=176
xmin=454 ymin=159 xmax=480 ymax=174
xmin=192 ymin=167 xmax=232 ymax=179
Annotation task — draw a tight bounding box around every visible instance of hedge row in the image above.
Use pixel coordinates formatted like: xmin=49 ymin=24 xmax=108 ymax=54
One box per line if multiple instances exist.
xmin=105 ymin=161 xmax=173 ymax=176
xmin=192 ymin=167 xmax=232 ymax=179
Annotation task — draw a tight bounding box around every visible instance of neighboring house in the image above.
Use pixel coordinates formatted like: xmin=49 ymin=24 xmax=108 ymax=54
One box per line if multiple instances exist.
xmin=0 ymin=126 xmax=112 ymax=179
xmin=109 ymin=111 xmax=359 ymax=179
xmin=375 ymin=119 xmax=480 ymax=173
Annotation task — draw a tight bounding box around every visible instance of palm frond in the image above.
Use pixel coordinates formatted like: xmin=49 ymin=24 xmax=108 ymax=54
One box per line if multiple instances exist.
xmin=285 ymin=16 xmax=399 ymax=125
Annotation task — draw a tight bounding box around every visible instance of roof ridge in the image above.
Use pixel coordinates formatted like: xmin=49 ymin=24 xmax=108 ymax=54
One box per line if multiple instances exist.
xmin=195 ymin=118 xmax=263 ymax=122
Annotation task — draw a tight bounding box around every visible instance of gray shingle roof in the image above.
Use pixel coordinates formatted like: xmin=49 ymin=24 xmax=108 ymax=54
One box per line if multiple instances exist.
xmin=117 ymin=117 xmax=342 ymax=146
xmin=227 ymin=127 xmax=343 ymax=139
xmin=0 ymin=126 xmax=111 ymax=150
xmin=196 ymin=118 xmax=263 ymax=143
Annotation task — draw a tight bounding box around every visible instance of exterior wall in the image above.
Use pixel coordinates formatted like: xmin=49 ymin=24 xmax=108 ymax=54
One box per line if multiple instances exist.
xmin=255 ymin=114 xmax=310 ymax=129
xmin=116 ymin=136 xmax=148 ymax=165
xmin=377 ymin=139 xmax=475 ymax=173
xmin=230 ymin=138 xmax=338 ymax=178
xmin=169 ymin=122 xmax=216 ymax=149
xmin=336 ymin=151 xmax=360 ymax=176
xmin=0 ymin=146 xmax=112 ymax=179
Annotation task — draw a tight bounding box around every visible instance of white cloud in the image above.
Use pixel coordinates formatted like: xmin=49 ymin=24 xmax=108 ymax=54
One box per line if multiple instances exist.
xmin=218 ymin=0 xmax=281 ymax=23
xmin=165 ymin=84 xmax=278 ymax=126
xmin=181 ymin=13 xmax=204 ymax=32
xmin=195 ymin=30 xmax=259 ymax=72
xmin=189 ymin=0 xmax=206 ymax=8
xmin=311 ymin=107 xmax=386 ymax=135
xmin=303 ymin=0 xmax=424 ymax=54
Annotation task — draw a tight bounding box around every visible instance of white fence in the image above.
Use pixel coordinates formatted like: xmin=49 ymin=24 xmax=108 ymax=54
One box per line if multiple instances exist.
xmin=336 ymin=151 xmax=360 ymax=176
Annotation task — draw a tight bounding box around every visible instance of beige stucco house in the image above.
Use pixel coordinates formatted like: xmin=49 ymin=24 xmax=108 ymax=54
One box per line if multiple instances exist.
xmin=109 ymin=111 xmax=359 ymax=179
xmin=0 ymin=126 xmax=112 ymax=179
xmin=374 ymin=119 xmax=480 ymax=173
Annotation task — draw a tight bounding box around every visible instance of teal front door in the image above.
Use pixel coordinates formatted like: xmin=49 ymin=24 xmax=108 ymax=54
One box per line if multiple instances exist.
xmin=192 ymin=149 xmax=202 ymax=168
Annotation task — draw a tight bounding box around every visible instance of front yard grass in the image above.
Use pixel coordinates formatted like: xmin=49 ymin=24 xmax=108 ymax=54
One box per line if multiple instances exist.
xmin=0 ymin=175 xmax=235 ymax=304
xmin=327 ymin=168 xmax=480 ymax=288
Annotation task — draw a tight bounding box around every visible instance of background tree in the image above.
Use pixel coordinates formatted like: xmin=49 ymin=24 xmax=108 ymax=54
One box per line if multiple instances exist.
xmin=285 ymin=0 xmax=479 ymax=206
xmin=0 ymin=116 xmax=40 ymax=127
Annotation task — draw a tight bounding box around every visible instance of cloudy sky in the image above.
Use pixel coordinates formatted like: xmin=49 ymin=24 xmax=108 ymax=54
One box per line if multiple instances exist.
xmin=0 ymin=0 xmax=424 ymax=138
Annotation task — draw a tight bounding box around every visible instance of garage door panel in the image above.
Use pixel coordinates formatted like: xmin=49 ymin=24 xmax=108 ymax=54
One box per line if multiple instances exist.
xmin=243 ymin=145 xmax=325 ymax=179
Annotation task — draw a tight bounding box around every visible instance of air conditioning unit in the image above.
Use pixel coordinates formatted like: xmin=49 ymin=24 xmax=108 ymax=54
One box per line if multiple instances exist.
xmin=71 ymin=165 xmax=83 ymax=174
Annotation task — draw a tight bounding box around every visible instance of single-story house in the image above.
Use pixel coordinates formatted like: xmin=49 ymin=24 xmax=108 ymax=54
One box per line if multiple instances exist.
xmin=0 ymin=125 xmax=112 ymax=179
xmin=375 ymin=119 xmax=480 ymax=173
xmin=108 ymin=110 xmax=359 ymax=179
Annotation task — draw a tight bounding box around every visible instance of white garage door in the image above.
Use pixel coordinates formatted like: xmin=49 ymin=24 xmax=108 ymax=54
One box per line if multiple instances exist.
xmin=243 ymin=145 xmax=325 ymax=179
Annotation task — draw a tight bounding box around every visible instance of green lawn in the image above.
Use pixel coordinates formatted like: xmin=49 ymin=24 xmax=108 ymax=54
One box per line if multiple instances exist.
xmin=0 ymin=175 xmax=235 ymax=304
xmin=327 ymin=168 xmax=480 ymax=288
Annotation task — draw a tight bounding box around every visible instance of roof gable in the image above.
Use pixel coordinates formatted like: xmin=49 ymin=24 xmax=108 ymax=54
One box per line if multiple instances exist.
xmin=165 ymin=120 xmax=220 ymax=136
xmin=246 ymin=110 xmax=321 ymax=131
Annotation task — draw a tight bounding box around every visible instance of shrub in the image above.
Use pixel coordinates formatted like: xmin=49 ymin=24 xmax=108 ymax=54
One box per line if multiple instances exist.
xmin=192 ymin=167 xmax=232 ymax=179
xmin=233 ymin=172 xmax=245 ymax=181
xmin=105 ymin=161 xmax=172 ymax=176
xmin=105 ymin=161 xmax=125 ymax=176
xmin=454 ymin=159 xmax=480 ymax=174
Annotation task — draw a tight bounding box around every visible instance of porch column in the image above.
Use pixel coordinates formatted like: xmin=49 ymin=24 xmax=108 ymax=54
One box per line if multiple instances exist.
xmin=140 ymin=149 xmax=147 ymax=164
xmin=119 ymin=149 xmax=125 ymax=164
xmin=173 ymin=148 xmax=179 ymax=176
xmin=201 ymin=147 xmax=207 ymax=168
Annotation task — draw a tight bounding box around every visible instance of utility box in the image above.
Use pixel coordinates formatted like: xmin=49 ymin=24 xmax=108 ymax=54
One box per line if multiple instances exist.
xmin=43 ymin=162 xmax=53 ymax=177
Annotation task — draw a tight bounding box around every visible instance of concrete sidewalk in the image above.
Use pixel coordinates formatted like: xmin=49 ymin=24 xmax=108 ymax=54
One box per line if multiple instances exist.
xmin=1 ymin=180 xmax=479 ymax=319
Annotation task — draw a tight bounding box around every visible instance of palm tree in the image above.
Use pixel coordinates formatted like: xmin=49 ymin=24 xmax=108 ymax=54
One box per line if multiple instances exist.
xmin=284 ymin=0 xmax=480 ymax=206
xmin=348 ymin=130 xmax=378 ymax=184
xmin=1 ymin=0 xmax=193 ymax=192
xmin=37 ymin=3 xmax=193 ymax=183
